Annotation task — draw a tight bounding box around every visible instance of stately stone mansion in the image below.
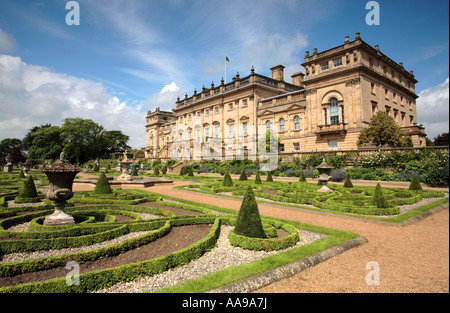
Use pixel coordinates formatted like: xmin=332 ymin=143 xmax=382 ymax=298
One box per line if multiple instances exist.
xmin=145 ymin=32 xmax=426 ymax=160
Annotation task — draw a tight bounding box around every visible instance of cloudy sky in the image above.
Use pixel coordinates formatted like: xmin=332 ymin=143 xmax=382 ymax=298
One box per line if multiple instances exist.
xmin=0 ymin=0 xmax=448 ymax=149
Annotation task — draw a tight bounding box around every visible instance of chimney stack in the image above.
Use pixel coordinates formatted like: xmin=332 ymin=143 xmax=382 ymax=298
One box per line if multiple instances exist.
xmin=291 ymin=72 xmax=305 ymax=88
xmin=270 ymin=64 xmax=285 ymax=81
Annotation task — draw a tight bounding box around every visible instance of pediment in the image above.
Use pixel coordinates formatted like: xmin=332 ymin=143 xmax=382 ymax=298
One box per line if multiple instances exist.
xmin=259 ymin=109 xmax=274 ymax=116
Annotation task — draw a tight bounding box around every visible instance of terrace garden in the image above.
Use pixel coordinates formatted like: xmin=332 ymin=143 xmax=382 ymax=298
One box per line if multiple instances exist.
xmin=0 ymin=169 xmax=362 ymax=293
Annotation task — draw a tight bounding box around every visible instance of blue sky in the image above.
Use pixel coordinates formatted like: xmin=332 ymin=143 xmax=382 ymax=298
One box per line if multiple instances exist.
xmin=0 ymin=0 xmax=448 ymax=149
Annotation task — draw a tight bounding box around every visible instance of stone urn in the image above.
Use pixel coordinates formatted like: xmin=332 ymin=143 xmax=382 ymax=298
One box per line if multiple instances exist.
xmin=3 ymin=154 xmax=13 ymax=173
xmin=42 ymin=156 xmax=81 ymax=226
xmin=316 ymin=157 xmax=333 ymax=193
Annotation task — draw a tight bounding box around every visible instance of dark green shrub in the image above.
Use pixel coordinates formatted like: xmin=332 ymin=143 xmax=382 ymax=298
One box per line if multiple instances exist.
xmin=93 ymin=173 xmax=112 ymax=194
xmin=343 ymin=173 xmax=353 ymax=188
xmin=161 ymin=166 xmax=167 ymax=174
xmin=153 ymin=166 xmax=160 ymax=175
xmin=131 ymin=166 xmax=139 ymax=176
xmin=371 ymin=183 xmax=388 ymax=208
xmin=408 ymin=175 xmax=423 ymax=191
xmin=239 ymin=170 xmax=248 ymax=181
xmin=16 ymin=175 xmax=39 ymax=201
xmin=234 ymin=186 xmax=265 ymax=238
xmin=18 ymin=170 xmax=25 ymax=178
xmin=266 ymin=171 xmax=273 ymax=182
xmin=223 ymin=170 xmax=233 ymax=186
xmin=299 ymin=171 xmax=306 ymax=182
xmin=254 ymin=172 xmax=262 ymax=184
xmin=188 ymin=166 xmax=194 ymax=176
xmin=93 ymin=163 xmax=99 ymax=172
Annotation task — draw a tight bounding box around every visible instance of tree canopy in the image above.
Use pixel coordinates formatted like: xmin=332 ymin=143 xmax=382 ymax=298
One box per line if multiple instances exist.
xmin=9 ymin=118 xmax=131 ymax=164
xmin=357 ymin=111 xmax=412 ymax=148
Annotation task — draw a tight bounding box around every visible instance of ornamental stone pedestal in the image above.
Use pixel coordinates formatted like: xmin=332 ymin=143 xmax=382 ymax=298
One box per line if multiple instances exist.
xmin=316 ymin=157 xmax=333 ymax=193
xmin=42 ymin=155 xmax=80 ymax=226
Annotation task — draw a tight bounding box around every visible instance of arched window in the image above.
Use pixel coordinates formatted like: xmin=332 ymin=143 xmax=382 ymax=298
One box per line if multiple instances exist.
xmin=150 ymin=135 xmax=154 ymax=147
xmin=329 ymin=97 xmax=339 ymax=125
xmin=266 ymin=120 xmax=271 ymax=132
xmin=279 ymin=118 xmax=285 ymax=132
xmin=294 ymin=116 xmax=300 ymax=131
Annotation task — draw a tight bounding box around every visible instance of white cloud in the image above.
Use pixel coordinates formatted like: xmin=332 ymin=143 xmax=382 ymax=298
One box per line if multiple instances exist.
xmin=0 ymin=29 xmax=15 ymax=53
xmin=146 ymin=82 xmax=182 ymax=112
xmin=0 ymin=54 xmax=146 ymax=149
xmin=416 ymin=78 xmax=449 ymax=140
xmin=160 ymin=82 xmax=179 ymax=94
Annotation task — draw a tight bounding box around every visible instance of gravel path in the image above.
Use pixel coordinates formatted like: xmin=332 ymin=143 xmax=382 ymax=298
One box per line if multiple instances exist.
xmin=144 ymin=180 xmax=449 ymax=293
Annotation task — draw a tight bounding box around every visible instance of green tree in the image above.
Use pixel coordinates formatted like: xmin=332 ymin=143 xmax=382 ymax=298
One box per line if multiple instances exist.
xmin=60 ymin=118 xmax=106 ymax=163
xmin=0 ymin=138 xmax=26 ymax=164
xmin=234 ymin=186 xmax=265 ymax=238
xmin=266 ymin=171 xmax=273 ymax=182
xmin=102 ymin=130 xmax=131 ymax=157
xmin=26 ymin=126 xmax=63 ymax=161
xmin=357 ymin=111 xmax=411 ymax=148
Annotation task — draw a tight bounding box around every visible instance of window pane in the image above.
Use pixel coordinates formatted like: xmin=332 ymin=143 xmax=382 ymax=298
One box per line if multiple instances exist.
xmin=294 ymin=116 xmax=300 ymax=130
xmin=328 ymin=139 xmax=337 ymax=150
xmin=333 ymin=58 xmax=342 ymax=67
xmin=279 ymin=118 xmax=285 ymax=132
xmin=329 ymin=97 xmax=339 ymax=125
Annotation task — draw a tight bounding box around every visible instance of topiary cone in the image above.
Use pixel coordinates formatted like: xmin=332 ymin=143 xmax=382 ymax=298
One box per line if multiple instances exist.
xmin=372 ymin=183 xmax=388 ymax=208
xmin=239 ymin=169 xmax=248 ymax=181
xmin=254 ymin=172 xmax=262 ymax=184
xmin=343 ymin=173 xmax=353 ymax=188
xmin=223 ymin=170 xmax=233 ymax=186
xmin=408 ymin=175 xmax=422 ymax=191
xmin=266 ymin=171 xmax=273 ymax=182
xmin=234 ymin=185 xmax=265 ymax=238
xmin=20 ymin=175 xmax=38 ymax=198
xmin=94 ymin=172 xmax=112 ymax=194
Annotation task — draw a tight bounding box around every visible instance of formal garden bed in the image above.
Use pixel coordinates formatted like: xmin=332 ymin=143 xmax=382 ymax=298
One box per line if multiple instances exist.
xmin=0 ymin=163 xmax=447 ymax=293
xmin=177 ymin=174 xmax=448 ymax=223
xmin=0 ymin=171 xmax=361 ymax=293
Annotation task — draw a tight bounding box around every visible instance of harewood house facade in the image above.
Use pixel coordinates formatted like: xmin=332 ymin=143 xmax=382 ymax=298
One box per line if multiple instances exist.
xmin=145 ymin=33 xmax=426 ymax=160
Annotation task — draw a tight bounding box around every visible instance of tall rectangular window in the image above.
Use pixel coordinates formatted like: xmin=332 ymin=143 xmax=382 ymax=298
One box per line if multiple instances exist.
xmin=321 ymin=62 xmax=329 ymax=71
xmin=243 ymin=122 xmax=248 ymax=136
xmin=324 ymin=108 xmax=327 ymax=125
xmin=341 ymin=106 xmax=345 ymax=124
xmin=228 ymin=125 xmax=233 ymax=138
xmin=293 ymin=143 xmax=300 ymax=152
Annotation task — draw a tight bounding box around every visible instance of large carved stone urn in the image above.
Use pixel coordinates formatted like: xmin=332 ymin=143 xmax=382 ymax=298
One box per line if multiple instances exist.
xmin=42 ymin=153 xmax=81 ymax=226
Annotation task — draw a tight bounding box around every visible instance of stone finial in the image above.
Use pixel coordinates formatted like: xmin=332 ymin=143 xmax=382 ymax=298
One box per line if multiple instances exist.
xmin=313 ymin=48 xmax=318 ymax=54
xmin=375 ymin=44 xmax=379 ymax=51
xmin=399 ymin=62 xmax=404 ymax=68
xmin=305 ymin=50 xmax=310 ymax=57
xmin=355 ymin=32 xmax=361 ymax=39
xmin=345 ymin=36 xmax=349 ymax=43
